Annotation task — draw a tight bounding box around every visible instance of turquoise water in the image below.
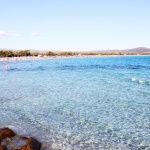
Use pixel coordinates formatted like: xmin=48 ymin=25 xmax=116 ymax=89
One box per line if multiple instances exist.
xmin=0 ymin=56 xmax=150 ymax=150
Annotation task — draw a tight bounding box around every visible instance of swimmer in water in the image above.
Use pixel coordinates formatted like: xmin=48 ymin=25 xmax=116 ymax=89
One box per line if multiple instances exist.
xmin=4 ymin=64 xmax=8 ymax=69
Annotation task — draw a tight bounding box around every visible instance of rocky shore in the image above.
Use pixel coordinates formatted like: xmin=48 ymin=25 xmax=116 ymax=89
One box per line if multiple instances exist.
xmin=0 ymin=127 xmax=41 ymax=150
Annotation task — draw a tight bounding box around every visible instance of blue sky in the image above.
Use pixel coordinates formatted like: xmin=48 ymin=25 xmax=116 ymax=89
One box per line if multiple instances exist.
xmin=0 ymin=0 xmax=150 ymax=51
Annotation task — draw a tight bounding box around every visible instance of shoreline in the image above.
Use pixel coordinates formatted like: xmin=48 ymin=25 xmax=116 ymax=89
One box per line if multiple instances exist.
xmin=0 ymin=54 xmax=149 ymax=62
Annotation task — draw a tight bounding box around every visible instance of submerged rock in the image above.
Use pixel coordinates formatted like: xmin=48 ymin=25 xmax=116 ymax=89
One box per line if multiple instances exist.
xmin=0 ymin=128 xmax=15 ymax=140
xmin=20 ymin=137 xmax=41 ymax=150
xmin=0 ymin=145 xmax=7 ymax=150
xmin=0 ymin=128 xmax=41 ymax=150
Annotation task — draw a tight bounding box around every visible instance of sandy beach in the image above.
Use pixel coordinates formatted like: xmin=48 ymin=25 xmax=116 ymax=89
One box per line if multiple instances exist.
xmin=0 ymin=54 xmax=145 ymax=62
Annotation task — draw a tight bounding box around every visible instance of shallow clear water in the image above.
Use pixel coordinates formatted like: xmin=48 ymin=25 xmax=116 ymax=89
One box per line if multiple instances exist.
xmin=0 ymin=56 xmax=150 ymax=150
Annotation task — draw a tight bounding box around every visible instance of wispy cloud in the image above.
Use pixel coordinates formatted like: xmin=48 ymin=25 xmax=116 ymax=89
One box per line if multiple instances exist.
xmin=0 ymin=31 xmax=8 ymax=36
xmin=12 ymin=31 xmax=21 ymax=37
xmin=0 ymin=30 xmax=21 ymax=37
xmin=31 ymin=32 xmax=41 ymax=36
xmin=0 ymin=31 xmax=41 ymax=37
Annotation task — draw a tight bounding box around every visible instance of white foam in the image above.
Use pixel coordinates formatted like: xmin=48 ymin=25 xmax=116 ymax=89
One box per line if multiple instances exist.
xmin=131 ymin=78 xmax=150 ymax=85
xmin=131 ymin=78 xmax=137 ymax=81
xmin=139 ymin=80 xmax=145 ymax=84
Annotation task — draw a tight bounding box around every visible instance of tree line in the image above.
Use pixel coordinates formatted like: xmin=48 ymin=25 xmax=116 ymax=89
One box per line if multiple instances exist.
xmin=0 ymin=49 xmax=147 ymax=58
xmin=0 ymin=50 xmax=78 ymax=57
xmin=0 ymin=50 xmax=32 ymax=57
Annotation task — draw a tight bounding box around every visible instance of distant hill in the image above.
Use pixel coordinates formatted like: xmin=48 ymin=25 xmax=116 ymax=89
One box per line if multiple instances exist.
xmin=93 ymin=47 xmax=150 ymax=54
xmin=121 ymin=47 xmax=150 ymax=54
xmin=29 ymin=49 xmax=48 ymax=53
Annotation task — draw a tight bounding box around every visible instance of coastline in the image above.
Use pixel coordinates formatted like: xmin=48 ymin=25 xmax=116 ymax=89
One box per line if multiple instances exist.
xmin=0 ymin=54 xmax=149 ymax=62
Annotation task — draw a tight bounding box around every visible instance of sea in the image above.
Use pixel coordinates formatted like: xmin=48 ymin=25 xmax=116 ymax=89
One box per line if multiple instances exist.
xmin=0 ymin=56 xmax=150 ymax=150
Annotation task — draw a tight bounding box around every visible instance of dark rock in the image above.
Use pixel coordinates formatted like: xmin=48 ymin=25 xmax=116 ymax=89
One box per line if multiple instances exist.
xmin=0 ymin=145 xmax=7 ymax=150
xmin=0 ymin=128 xmax=15 ymax=140
xmin=20 ymin=137 xmax=41 ymax=150
xmin=19 ymin=136 xmax=29 ymax=140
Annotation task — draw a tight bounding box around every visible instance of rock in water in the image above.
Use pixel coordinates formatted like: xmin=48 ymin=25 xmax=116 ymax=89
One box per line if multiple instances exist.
xmin=20 ymin=137 xmax=41 ymax=150
xmin=0 ymin=128 xmax=15 ymax=140
xmin=0 ymin=145 xmax=7 ymax=150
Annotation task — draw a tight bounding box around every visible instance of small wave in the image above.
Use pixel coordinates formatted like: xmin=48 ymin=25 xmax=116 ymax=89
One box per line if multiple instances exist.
xmin=139 ymin=80 xmax=145 ymax=84
xmin=131 ymin=78 xmax=150 ymax=85
xmin=138 ymin=80 xmax=150 ymax=85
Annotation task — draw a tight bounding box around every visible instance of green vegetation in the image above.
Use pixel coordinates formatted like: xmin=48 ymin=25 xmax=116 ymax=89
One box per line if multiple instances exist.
xmin=0 ymin=50 xmax=31 ymax=57
xmin=57 ymin=52 xmax=77 ymax=56
xmin=0 ymin=50 xmax=14 ymax=57
xmin=45 ymin=51 xmax=56 ymax=56
xmin=31 ymin=52 xmax=40 ymax=56
xmin=0 ymin=49 xmax=149 ymax=58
